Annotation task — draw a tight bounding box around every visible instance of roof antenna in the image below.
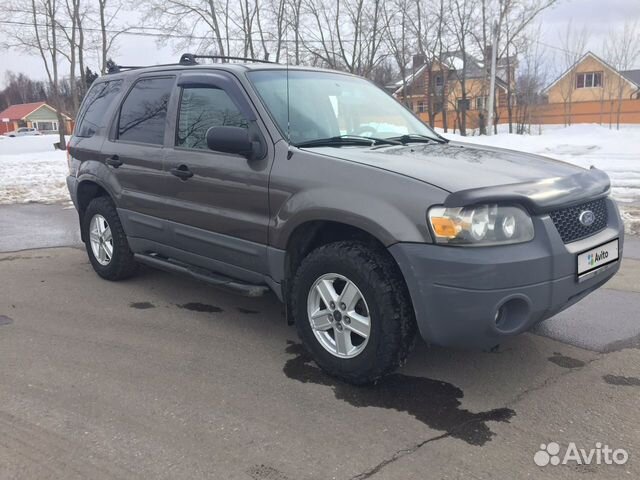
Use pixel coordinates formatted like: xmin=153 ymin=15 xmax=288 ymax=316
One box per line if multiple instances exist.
xmin=286 ymin=30 xmax=291 ymax=149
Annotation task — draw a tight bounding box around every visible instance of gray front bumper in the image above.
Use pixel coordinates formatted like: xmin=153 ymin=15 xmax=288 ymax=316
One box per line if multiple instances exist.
xmin=390 ymin=198 xmax=624 ymax=349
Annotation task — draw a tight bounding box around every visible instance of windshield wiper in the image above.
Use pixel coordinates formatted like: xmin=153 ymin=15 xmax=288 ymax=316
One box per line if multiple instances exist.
xmin=389 ymin=134 xmax=448 ymax=145
xmin=296 ymin=135 xmax=402 ymax=148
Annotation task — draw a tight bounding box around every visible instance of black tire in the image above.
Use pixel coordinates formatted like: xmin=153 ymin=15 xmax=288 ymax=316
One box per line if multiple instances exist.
xmin=82 ymin=196 xmax=138 ymax=281
xmin=291 ymin=241 xmax=417 ymax=385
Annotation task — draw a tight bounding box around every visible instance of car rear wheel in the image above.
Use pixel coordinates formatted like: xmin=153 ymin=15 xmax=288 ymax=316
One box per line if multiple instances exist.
xmin=292 ymin=241 xmax=417 ymax=384
xmin=83 ymin=196 xmax=138 ymax=280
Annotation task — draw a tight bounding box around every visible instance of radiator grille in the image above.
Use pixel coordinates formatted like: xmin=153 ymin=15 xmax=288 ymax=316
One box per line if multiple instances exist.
xmin=548 ymin=199 xmax=608 ymax=243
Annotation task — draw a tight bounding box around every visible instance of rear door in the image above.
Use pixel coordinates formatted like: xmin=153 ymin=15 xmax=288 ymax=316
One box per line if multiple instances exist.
xmin=161 ymin=71 xmax=273 ymax=278
xmin=100 ymin=75 xmax=176 ymax=230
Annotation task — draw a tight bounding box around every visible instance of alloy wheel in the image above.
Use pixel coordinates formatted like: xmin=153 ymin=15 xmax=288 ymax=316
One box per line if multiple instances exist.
xmin=306 ymin=273 xmax=371 ymax=358
xmin=89 ymin=214 xmax=114 ymax=266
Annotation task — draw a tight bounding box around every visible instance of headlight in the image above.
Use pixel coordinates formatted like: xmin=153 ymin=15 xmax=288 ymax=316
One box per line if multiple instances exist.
xmin=428 ymin=204 xmax=534 ymax=246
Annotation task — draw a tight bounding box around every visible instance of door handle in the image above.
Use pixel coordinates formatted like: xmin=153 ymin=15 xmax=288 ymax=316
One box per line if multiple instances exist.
xmin=106 ymin=155 xmax=123 ymax=168
xmin=170 ymin=164 xmax=194 ymax=180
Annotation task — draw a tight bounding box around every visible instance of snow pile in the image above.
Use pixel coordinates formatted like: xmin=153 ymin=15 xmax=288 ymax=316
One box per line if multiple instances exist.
xmin=440 ymin=124 xmax=640 ymax=234
xmin=0 ymin=135 xmax=70 ymax=204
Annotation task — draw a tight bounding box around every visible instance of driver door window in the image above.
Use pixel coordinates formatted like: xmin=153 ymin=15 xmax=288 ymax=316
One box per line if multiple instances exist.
xmin=176 ymin=87 xmax=248 ymax=150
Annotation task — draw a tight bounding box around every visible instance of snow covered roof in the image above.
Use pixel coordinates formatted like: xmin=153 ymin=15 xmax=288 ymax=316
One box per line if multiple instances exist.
xmin=393 ymin=64 xmax=428 ymax=95
xmin=394 ymin=51 xmax=512 ymax=96
xmin=444 ymin=56 xmax=464 ymax=71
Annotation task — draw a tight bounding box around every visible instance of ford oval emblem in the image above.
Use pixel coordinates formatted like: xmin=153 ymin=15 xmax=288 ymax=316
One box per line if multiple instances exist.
xmin=579 ymin=210 xmax=596 ymax=227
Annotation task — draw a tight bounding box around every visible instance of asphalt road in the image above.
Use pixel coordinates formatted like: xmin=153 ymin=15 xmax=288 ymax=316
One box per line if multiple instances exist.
xmin=1 ymin=204 xmax=639 ymax=479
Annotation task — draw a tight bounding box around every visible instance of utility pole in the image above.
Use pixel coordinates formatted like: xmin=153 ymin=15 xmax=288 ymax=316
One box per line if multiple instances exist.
xmin=486 ymin=20 xmax=498 ymax=136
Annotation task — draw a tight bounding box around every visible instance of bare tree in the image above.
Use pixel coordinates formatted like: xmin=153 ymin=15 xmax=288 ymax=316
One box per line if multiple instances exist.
xmin=554 ymin=22 xmax=588 ymax=126
xmin=303 ymin=0 xmax=387 ymax=77
xmin=604 ymin=20 xmax=640 ymax=129
xmin=57 ymin=0 xmax=88 ymax=114
xmin=499 ymin=0 xmax=556 ymax=132
xmin=2 ymin=0 xmax=68 ymax=147
xmin=382 ymin=0 xmax=413 ymax=107
xmin=0 ymin=72 xmax=48 ymax=109
xmin=412 ymin=0 xmax=448 ymax=128
xmin=140 ymin=0 xmax=229 ymax=59
xmin=514 ymin=30 xmax=547 ymax=134
xmin=448 ymin=0 xmax=477 ymax=136
xmin=288 ymin=0 xmax=304 ymax=64
xmin=472 ymin=0 xmax=557 ymax=134
xmin=97 ymin=0 xmax=130 ymax=74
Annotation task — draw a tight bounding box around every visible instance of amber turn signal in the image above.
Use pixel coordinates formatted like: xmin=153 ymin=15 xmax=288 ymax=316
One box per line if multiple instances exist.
xmin=430 ymin=217 xmax=458 ymax=238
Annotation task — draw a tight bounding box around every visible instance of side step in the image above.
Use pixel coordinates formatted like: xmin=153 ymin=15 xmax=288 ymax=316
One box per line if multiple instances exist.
xmin=134 ymin=253 xmax=270 ymax=297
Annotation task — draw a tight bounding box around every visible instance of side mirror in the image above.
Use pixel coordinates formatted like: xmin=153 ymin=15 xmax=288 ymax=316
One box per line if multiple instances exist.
xmin=206 ymin=126 xmax=254 ymax=159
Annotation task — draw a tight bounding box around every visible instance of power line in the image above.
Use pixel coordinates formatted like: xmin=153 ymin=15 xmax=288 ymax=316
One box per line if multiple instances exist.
xmin=530 ymin=39 xmax=583 ymax=57
xmin=0 ymin=18 xmax=590 ymax=57
xmin=0 ymin=19 xmax=346 ymax=44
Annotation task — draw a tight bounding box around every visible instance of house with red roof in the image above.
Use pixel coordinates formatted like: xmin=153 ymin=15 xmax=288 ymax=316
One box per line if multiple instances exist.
xmin=0 ymin=102 xmax=73 ymax=135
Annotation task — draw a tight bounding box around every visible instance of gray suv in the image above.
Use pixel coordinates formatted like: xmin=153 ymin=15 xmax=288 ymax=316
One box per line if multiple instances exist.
xmin=67 ymin=55 xmax=623 ymax=384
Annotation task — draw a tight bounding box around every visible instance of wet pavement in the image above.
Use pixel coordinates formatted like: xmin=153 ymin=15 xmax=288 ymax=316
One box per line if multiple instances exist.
xmin=1 ymin=203 xmax=639 ymax=479
xmin=0 ymin=203 xmax=80 ymax=252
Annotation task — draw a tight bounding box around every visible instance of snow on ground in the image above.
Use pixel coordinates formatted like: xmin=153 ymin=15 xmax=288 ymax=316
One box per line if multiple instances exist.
xmin=439 ymin=124 xmax=640 ymax=235
xmin=0 ymin=135 xmax=70 ymax=205
xmin=1 ymin=125 xmax=639 ymax=233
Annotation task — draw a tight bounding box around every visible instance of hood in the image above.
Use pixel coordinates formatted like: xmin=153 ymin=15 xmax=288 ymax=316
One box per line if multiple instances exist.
xmin=310 ymin=141 xmax=584 ymax=191
xmin=309 ymin=141 xmax=610 ymax=213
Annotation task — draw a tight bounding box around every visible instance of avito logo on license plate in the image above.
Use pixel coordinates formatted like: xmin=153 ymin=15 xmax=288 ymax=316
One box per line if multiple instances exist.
xmin=577 ymin=239 xmax=619 ymax=279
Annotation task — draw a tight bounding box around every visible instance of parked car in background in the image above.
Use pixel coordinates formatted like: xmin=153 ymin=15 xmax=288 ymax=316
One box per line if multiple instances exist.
xmin=66 ymin=55 xmax=623 ymax=385
xmin=3 ymin=127 xmax=41 ymax=137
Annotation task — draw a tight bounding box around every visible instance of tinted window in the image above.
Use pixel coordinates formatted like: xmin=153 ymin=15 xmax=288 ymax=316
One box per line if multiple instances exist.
xmin=118 ymin=77 xmax=174 ymax=145
xmin=75 ymin=80 xmax=122 ymax=137
xmin=176 ymin=87 xmax=248 ymax=150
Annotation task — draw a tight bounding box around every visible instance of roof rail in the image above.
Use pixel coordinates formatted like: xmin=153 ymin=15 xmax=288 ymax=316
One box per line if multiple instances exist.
xmin=106 ymin=60 xmax=144 ymax=74
xmin=104 ymin=53 xmax=275 ymax=75
xmin=179 ymin=53 xmax=275 ymax=65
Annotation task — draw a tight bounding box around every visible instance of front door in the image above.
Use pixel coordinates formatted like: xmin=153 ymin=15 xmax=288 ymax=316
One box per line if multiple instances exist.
xmin=161 ymin=71 xmax=273 ymax=278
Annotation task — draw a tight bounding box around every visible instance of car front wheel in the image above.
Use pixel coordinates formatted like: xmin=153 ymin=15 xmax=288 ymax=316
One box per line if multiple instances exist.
xmin=292 ymin=241 xmax=417 ymax=384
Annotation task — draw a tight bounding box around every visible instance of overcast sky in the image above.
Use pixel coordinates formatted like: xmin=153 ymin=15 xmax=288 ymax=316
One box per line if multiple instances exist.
xmin=0 ymin=0 xmax=639 ymax=88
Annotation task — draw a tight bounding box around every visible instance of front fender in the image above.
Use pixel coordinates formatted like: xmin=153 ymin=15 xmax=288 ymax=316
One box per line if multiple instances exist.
xmin=269 ymin=187 xmax=432 ymax=249
xmin=267 ymin=145 xmax=447 ymax=250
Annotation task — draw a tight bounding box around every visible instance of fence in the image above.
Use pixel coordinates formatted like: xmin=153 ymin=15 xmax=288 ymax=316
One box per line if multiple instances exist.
xmin=420 ymin=98 xmax=640 ymax=131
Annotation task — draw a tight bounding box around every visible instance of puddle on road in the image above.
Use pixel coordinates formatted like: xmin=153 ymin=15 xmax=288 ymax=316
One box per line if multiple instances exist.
xmin=247 ymin=464 xmax=293 ymax=480
xmin=0 ymin=315 xmax=13 ymax=326
xmin=603 ymin=374 xmax=640 ymax=386
xmin=130 ymin=302 xmax=156 ymax=310
xmin=283 ymin=342 xmax=515 ymax=446
xmin=237 ymin=307 xmax=260 ymax=315
xmin=548 ymin=353 xmax=585 ymax=369
xmin=177 ymin=302 xmax=224 ymax=313
xmin=0 ymin=255 xmax=51 ymax=262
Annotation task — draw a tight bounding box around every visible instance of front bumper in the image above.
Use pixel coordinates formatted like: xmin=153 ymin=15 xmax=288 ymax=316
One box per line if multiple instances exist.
xmin=390 ymin=198 xmax=624 ymax=349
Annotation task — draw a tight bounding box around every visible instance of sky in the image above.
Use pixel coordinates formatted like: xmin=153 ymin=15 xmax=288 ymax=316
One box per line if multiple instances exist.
xmin=0 ymin=0 xmax=639 ymax=88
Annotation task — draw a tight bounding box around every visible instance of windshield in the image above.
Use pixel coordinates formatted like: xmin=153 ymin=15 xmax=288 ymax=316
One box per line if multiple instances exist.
xmin=247 ymin=70 xmax=442 ymax=146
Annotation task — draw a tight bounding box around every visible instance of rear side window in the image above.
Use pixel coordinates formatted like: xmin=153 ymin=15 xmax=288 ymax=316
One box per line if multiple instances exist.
xmin=176 ymin=87 xmax=248 ymax=150
xmin=75 ymin=80 xmax=122 ymax=137
xmin=118 ymin=77 xmax=174 ymax=145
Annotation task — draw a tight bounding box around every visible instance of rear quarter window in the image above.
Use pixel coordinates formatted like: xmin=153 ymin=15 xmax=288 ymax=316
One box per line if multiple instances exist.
xmin=75 ymin=80 xmax=123 ymax=137
xmin=117 ymin=77 xmax=174 ymax=145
